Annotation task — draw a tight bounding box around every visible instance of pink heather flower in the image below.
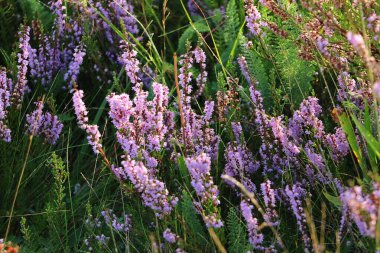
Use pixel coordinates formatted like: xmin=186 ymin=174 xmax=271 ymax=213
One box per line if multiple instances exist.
xmin=260 ymin=180 xmax=278 ymax=225
xmin=72 ymin=89 xmax=89 ymax=129
xmin=107 ymin=82 xmax=172 ymax=160
xmin=119 ymin=41 xmax=142 ymax=91
xmin=240 ymin=200 xmax=264 ymax=250
xmin=185 ymin=153 xmax=223 ymax=228
xmin=12 ymin=25 xmax=31 ymax=108
xmin=244 ymin=0 xmax=266 ymax=36
xmin=177 ymin=50 xmax=219 ymax=160
xmin=374 ymin=81 xmax=380 ymax=99
xmin=85 ymin=125 xmax=102 ymax=154
xmin=72 ymin=88 xmax=102 ymax=154
xmin=121 ymin=157 xmax=178 ymax=218
xmin=163 ymin=228 xmax=178 ymax=244
xmin=347 ymin=32 xmax=365 ymax=50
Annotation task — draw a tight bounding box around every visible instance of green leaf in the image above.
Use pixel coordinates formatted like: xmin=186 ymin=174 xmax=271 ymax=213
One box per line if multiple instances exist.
xmin=180 ymin=191 xmax=209 ymax=247
xmin=275 ymin=39 xmax=315 ymax=107
xmin=364 ymin=102 xmax=378 ymax=170
xmin=178 ymin=156 xmax=191 ymax=186
xmin=227 ymin=207 xmax=251 ymax=252
xmin=178 ymin=21 xmax=209 ymax=54
xmin=339 ymin=113 xmax=368 ymax=175
xmin=323 ymin=191 xmax=342 ymax=207
xmin=351 ymin=114 xmax=380 ymax=160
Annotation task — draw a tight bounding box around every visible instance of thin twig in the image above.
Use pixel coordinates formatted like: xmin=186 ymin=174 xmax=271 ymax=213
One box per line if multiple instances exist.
xmin=173 ymin=53 xmax=187 ymax=152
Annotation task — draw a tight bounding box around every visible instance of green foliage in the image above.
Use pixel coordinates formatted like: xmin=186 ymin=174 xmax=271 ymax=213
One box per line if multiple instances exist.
xmin=20 ymin=217 xmax=32 ymax=243
xmin=178 ymin=20 xmax=209 ymax=54
xmin=18 ymin=0 xmax=54 ymax=28
xmin=227 ymin=207 xmax=251 ymax=253
xmin=274 ymin=38 xmax=316 ymax=107
xmin=239 ymin=35 xmax=271 ymax=109
xmin=180 ymin=191 xmax=209 ymax=248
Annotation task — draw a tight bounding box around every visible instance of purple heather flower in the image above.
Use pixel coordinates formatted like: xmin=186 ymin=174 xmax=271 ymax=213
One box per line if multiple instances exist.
xmin=237 ymin=55 xmax=253 ymax=87
xmin=12 ymin=25 xmax=31 ymax=108
xmin=64 ymin=45 xmax=86 ymax=88
xmin=260 ymin=180 xmax=278 ymax=225
xmin=163 ymin=228 xmax=177 ymax=244
xmin=193 ymin=46 xmax=207 ymax=97
xmin=185 ymin=153 xmax=223 ymax=228
xmin=285 ymin=184 xmax=310 ymax=249
xmin=340 ymin=183 xmax=380 ymax=238
xmin=26 ymin=101 xmax=44 ymax=136
xmin=26 ymin=101 xmax=63 ymax=144
xmin=244 ymin=0 xmax=266 ymax=36
xmin=101 ymin=210 xmax=132 ymax=233
xmin=0 ymin=68 xmax=13 ymax=142
xmin=121 ymin=157 xmax=178 ymax=218
xmin=240 ymin=199 xmax=264 ymax=250
xmin=49 ymin=0 xmax=66 ymax=38
xmin=324 ymin=127 xmax=349 ymax=160
xmin=224 ymin=122 xmax=258 ymax=193
xmin=72 ymin=88 xmax=102 ymax=154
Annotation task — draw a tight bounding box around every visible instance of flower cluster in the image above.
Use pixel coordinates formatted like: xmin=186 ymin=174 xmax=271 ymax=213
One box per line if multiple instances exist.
xmin=121 ymin=158 xmax=178 ymax=218
xmin=240 ymin=199 xmax=264 ymax=250
xmin=285 ymin=184 xmax=310 ymax=249
xmin=25 ymin=101 xmax=63 ymax=144
xmin=240 ymin=53 xmax=349 ymax=181
xmin=101 ymin=209 xmax=132 ymax=233
xmin=244 ymin=0 xmax=265 ymax=36
xmin=12 ymin=25 xmax=31 ymax=108
xmin=178 ymin=48 xmax=219 ymax=160
xmin=64 ymin=46 xmax=86 ymax=88
xmin=163 ymin=228 xmax=178 ymax=244
xmin=224 ymin=122 xmax=258 ymax=193
xmin=72 ymin=88 xmax=102 ymax=154
xmin=0 ymin=68 xmax=13 ymax=142
xmin=107 ymin=82 xmax=177 ymax=217
xmin=185 ymin=153 xmax=223 ymax=228
xmin=340 ymin=183 xmax=380 ymax=238
xmin=260 ymin=180 xmax=278 ymax=225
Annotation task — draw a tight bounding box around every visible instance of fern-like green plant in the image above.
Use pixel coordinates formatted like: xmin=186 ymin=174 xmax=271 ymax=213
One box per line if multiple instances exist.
xmin=180 ymin=191 xmax=209 ymax=248
xmin=226 ymin=207 xmax=251 ymax=253
xmin=239 ymin=35 xmax=272 ymax=109
xmin=275 ymin=38 xmax=316 ymax=108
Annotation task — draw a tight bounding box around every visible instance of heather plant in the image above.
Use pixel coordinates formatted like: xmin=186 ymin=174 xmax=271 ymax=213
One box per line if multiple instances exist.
xmin=1 ymin=0 xmax=380 ymax=252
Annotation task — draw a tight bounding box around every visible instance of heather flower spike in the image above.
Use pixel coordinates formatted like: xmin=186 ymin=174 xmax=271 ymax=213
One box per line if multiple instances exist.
xmin=12 ymin=25 xmax=31 ymax=108
xmin=72 ymin=87 xmax=102 ymax=154
xmin=0 ymin=68 xmax=13 ymax=142
xmin=185 ymin=153 xmax=223 ymax=228
xmin=25 ymin=100 xmax=63 ymax=144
